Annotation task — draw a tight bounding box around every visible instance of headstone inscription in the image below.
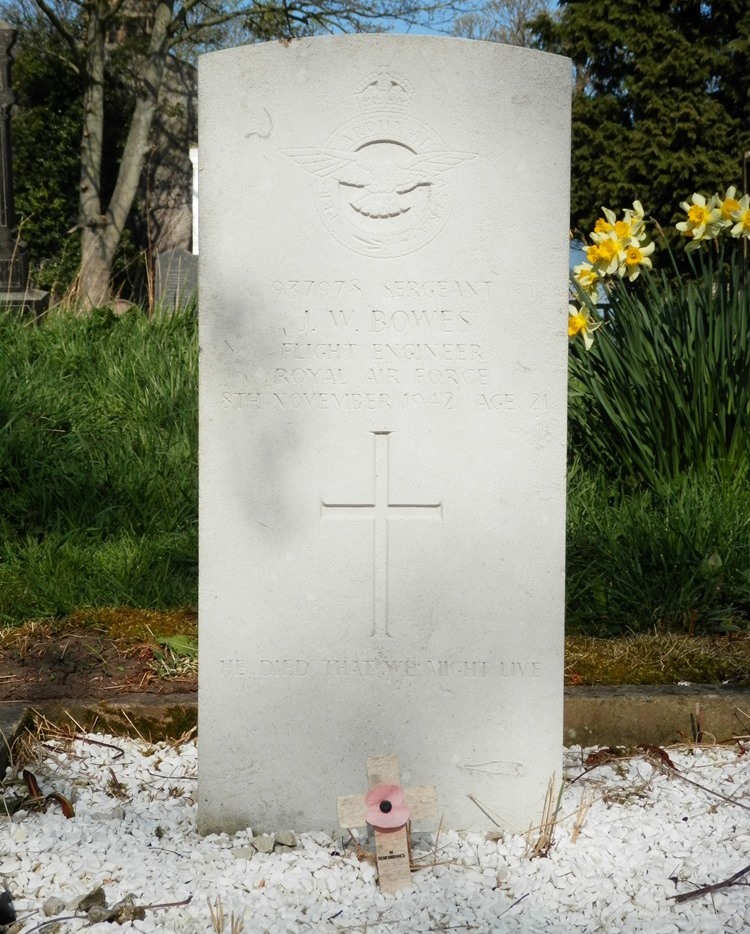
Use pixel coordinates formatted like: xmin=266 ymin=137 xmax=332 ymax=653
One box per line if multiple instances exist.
xmin=198 ymin=36 xmax=571 ymax=835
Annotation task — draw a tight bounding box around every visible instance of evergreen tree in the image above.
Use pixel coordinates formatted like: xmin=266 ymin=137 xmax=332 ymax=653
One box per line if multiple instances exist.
xmin=533 ymin=0 xmax=750 ymax=240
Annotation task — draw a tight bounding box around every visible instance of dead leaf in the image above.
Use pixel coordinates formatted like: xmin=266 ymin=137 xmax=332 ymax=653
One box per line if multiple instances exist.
xmin=22 ymin=769 xmax=43 ymax=800
xmin=584 ymin=747 xmax=622 ymax=766
xmin=45 ymin=792 xmax=75 ymax=818
xmin=638 ymin=744 xmax=679 ymax=771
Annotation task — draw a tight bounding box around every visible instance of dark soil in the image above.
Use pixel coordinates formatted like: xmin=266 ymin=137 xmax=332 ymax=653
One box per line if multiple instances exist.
xmin=0 ymin=611 xmax=198 ymax=702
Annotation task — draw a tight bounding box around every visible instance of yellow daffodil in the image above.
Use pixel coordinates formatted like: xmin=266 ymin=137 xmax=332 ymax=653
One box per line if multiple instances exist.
xmin=591 ymin=208 xmax=622 ymax=246
xmin=568 ymin=304 xmax=600 ymax=351
xmin=730 ymin=194 xmax=750 ymax=239
xmin=676 ymin=192 xmax=721 ymax=249
xmin=614 ymin=219 xmax=632 ymax=239
xmin=592 ymin=207 xmax=618 ymax=236
xmin=588 ymin=203 xmax=650 ymax=280
xmin=621 ymin=240 xmax=655 ymax=281
xmin=586 ymin=234 xmax=622 ymax=275
xmin=573 ymin=262 xmax=601 ymax=295
xmin=591 ymin=203 xmax=647 ymax=245
xmin=717 ymin=186 xmax=741 ymax=225
xmin=585 ymin=243 xmax=602 ymax=264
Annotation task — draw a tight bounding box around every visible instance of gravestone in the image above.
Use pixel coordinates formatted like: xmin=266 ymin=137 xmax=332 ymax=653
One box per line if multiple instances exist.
xmin=0 ymin=21 xmax=48 ymax=316
xmin=198 ymin=36 xmax=571 ymax=835
xmin=154 ymin=246 xmax=198 ymax=310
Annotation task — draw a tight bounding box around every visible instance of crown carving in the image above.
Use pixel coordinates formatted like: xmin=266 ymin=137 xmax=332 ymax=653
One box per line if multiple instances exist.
xmin=355 ymin=71 xmax=413 ymax=113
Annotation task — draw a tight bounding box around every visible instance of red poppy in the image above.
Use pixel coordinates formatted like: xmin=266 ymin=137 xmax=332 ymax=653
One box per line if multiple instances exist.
xmin=365 ymin=784 xmax=410 ymax=831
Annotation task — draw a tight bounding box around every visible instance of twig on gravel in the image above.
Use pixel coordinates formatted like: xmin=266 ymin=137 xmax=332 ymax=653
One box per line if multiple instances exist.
xmin=497 ymin=893 xmax=529 ymax=918
xmin=19 ymin=897 xmax=192 ymax=934
xmin=466 ymin=794 xmax=513 ymax=831
xmin=654 ymin=763 xmax=750 ymax=812
xmin=76 ymin=735 xmax=125 ymax=759
xmin=141 ymin=895 xmax=193 ymax=910
xmin=670 ymin=863 xmax=750 ymax=903
xmin=20 ymin=915 xmax=83 ymax=934
xmin=573 ymin=746 xmax=750 ymax=813
xmin=39 ymin=721 xmax=126 ymax=761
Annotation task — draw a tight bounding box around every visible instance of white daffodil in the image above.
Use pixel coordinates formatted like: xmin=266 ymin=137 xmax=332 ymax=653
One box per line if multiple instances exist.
xmin=568 ymin=304 xmax=600 ymax=351
xmin=716 ymin=186 xmax=741 ymax=227
xmin=676 ymin=192 xmax=721 ymax=248
xmin=573 ymin=262 xmax=601 ymax=296
xmin=730 ymin=193 xmax=750 ymax=239
xmin=621 ymin=239 xmax=656 ymax=281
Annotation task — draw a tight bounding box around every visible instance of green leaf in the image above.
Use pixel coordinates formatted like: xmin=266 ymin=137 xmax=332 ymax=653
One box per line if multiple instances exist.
xmin=156 ymin=635 xmax=198 ymax=657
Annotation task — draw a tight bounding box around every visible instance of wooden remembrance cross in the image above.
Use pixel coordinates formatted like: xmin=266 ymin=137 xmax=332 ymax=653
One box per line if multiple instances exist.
xmin=321 ymin=430 xmax=442 ymax=637
xmin=337 ymin=754 xmax=437 ymax=894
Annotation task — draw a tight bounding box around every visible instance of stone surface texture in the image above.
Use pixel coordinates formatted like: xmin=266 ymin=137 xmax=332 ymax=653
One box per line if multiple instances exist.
xmin=198 ymin=36 xmax=571 ymax=834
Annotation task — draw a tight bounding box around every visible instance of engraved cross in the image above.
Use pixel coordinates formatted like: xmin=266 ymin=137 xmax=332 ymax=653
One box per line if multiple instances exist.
xmin=321 ymin=431 xmax=441 ymax=637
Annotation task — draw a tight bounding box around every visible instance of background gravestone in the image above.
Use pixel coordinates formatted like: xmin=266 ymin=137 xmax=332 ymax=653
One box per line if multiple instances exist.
xmin=198 ymin=36 xmax=571 ymax=834
xmin=154 ymin=246 xmax=197 ymax=310
xmin=0 ymin=20 xmax=47 ymax=316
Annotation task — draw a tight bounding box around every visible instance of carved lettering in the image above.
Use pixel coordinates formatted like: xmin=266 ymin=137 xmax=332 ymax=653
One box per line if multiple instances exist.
xmin=427 ymin=660 xmax=488 ymax=677
xmin=281 ymin=343 xmax=357 ymax=360
xmin=259 ymin=659 xmax=310 ymax=676
xmin=372 ymin=343 xmax=485 ymax=362
xmin=273 ymin=391 xmax=392 ymax=411
xmin=402 ymin=392 xmax=454 ymax=410
xmin=328 ymin=308 xmax=356 ymax=327
xmin=272 ymin=279 xmax=361 ymax=299
xmin=220 ymin=658 xmax=541 ymax=678
xmin=498 ymin=661 xmax=542 ymax=678
xmin=323 ymin=659 xmax=538 ymax=677
xmin=415 ymin=367 xmax=488 ymax=386
xmin=219 ymin=659 xmax=247 ymax=676
xmin=364 ymin=368 xmax=400 ymax=384
xmin=476 ymin=393 xmax=516 ymax=411
xmin=222 ymin=392 xmax=261 ymax=409
xmin=274 ymin=368 xmax=347 ymax=385
xmin=383 ymin=280 xmax=491 ymax=300
xmin=370 ymin=309 xmax=473 ymax=333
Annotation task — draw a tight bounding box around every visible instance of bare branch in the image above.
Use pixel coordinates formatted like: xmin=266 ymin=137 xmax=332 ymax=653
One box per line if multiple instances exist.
xmin=33 ymin=0 xmax=81 ymax=63
xmin=669 ymin=863 xmax=750 ymax=904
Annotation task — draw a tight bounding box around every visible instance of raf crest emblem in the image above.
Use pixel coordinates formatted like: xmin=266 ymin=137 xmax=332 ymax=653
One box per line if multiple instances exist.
xmin=283 ymin=72 xmax=475 ymax=258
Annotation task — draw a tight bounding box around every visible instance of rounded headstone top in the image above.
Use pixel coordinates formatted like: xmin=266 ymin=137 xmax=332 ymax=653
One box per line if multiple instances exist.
xmin=0 ymin=21 xmax=17 ymax=49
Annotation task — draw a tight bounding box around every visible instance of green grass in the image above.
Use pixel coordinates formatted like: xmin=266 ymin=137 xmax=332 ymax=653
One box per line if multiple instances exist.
xmin=1 ymin=304 xmax=748 ymax=642
xmin=0 ymin=306 xmax=197 ymax=621
xmin=566 ymin=459 xmax=750 ymax=636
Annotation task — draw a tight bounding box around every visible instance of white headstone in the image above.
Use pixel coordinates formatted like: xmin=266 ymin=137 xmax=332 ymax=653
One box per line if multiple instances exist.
xmin=198 ymin=36 xmax=571 ymax=835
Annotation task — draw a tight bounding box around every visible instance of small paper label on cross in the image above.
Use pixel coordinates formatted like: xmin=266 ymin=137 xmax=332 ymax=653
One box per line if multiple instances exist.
xmin=321 ymin=431 xmax=442 ymax=637
xmin=337 ymin=754 xmax=437 ymax=895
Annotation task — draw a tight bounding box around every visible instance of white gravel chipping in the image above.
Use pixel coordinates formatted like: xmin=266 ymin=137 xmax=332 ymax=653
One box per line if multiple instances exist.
xmin=1 ymin=734 xmax=748 ymax=933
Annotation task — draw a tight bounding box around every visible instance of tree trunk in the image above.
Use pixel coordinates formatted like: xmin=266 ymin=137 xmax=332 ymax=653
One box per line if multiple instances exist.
xmin=78 ymin=223 xmax=116 ymax=308
xmin=76 ymin=0 xmax=175 ymax=310
xmin=75 ymin=0 xmax=108 ymax=308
